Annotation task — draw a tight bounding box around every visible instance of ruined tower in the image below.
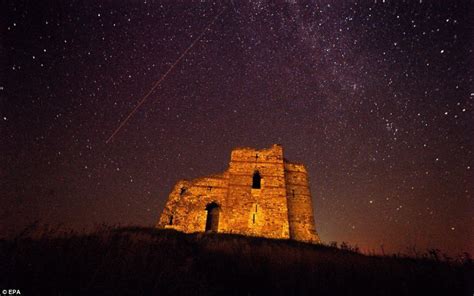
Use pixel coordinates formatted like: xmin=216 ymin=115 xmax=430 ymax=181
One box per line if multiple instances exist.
xmin=156 ymin=144 xmax=320 ymax=243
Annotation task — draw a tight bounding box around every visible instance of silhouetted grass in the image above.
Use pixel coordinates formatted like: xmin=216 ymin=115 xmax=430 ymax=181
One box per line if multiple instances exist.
xmin=0 ymin=224 xmax=472 ymax=295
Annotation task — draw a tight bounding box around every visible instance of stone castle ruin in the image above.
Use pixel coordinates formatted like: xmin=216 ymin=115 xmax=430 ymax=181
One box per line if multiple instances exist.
xmin=157 ymin=144 xmax=320 ymax=243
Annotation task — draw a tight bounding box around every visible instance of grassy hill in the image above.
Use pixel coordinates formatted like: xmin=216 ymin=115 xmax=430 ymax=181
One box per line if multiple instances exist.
xmin=1 ymin=226 xmax=472 ymax=295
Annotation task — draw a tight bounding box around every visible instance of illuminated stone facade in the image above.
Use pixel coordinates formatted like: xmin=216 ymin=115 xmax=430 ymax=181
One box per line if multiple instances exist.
xmin=156 ymin=144 xmax=320 ymax=243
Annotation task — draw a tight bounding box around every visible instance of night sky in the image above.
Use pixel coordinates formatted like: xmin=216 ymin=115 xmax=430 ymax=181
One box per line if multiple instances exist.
xmin=2 ymin=1 xmax=472 ymax=255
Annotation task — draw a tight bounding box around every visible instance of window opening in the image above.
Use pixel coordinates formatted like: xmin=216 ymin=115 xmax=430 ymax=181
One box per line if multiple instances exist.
xmin=252 ymin=171 xmax=261 ymax=189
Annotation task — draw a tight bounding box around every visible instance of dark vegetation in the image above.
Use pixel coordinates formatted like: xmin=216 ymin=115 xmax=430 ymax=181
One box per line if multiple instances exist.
xmin=1 ymin=225 xmax=472 ymax=296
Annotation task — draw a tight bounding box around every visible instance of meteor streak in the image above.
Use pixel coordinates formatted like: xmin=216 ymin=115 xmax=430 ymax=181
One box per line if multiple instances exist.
xmin=106 ymin=7 xmax=226 ymax=144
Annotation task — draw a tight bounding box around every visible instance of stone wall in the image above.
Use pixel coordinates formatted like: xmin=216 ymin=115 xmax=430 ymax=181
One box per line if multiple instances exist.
xmin=226 ymin=145 xmax=290 ymax=239
xmin=157 ymin=144 xmax=320 ymax=243
xmin=156 ymin=173 xmax=229 ymax=233
xmin=285 ymin=163 xmax=320 ymax=243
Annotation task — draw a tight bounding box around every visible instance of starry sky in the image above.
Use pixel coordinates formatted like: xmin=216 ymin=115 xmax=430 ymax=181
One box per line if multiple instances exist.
xmin=2 ymin=1 xmax=472 ymax=255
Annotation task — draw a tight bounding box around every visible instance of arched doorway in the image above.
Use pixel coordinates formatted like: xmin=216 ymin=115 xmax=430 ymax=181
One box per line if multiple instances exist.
xmin=252 ymin=171 xmax=261 ymax=189
xmin=205 ymin=202 xmax=220 ymax=232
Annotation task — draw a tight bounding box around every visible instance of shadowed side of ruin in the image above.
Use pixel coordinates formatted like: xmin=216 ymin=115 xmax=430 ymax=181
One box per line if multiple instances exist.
xmin=157 ymin=144 xmax=320 ymax=243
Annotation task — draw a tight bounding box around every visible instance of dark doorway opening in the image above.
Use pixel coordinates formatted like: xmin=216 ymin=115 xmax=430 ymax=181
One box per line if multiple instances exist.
xmin=205 ymin=202 xmax=220 ymax=232
xmin=252 ymin=171 xmax=261 ymax=189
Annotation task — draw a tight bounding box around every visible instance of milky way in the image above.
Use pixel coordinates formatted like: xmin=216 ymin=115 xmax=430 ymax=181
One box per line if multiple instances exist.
xmin=2 ymin=1 xmax=472 ymax=255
